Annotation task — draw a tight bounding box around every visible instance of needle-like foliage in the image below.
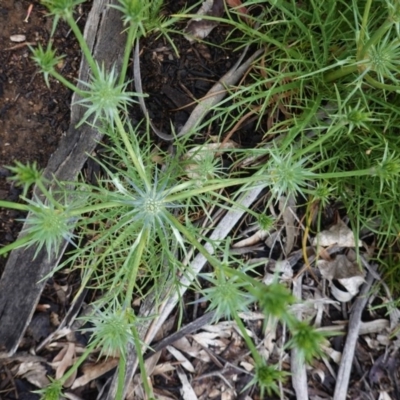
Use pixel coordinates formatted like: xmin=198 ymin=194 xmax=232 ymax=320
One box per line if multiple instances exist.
xmin=2 ymin=0 xmax=400 ymax=398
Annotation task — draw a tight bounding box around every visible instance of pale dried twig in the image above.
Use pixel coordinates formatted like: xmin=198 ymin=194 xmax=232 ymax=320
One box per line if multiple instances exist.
xmin=291 ymin=277 xmax=309 ymax=399
xmin=333 ymin=264 xmax=376 ymax=400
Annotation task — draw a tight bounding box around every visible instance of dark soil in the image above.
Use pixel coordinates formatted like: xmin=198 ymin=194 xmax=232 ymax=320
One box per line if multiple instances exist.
xmin=139 ymin=31 xmax=238 ymax=134
xmin=0 ymin=0 xmax=91 ymax=274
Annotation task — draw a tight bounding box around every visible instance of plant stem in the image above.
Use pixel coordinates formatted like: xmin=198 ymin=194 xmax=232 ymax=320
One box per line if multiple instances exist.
xmin=118 ymin=24 xmax=137 ymax=86
xmin=316 ymin=167 xmax=375 ymax=179
xmin=357 ymin=0 xmax=373 ymax=59
xmin=59 ymin=343 xmax=97 ymax=385
xmin=364 ymin=73 xmax=400 ymax=91
xmin=115 ymin=114 xmax=150 ymax=188
xmin=166 ymin=212 xmax=220 ymax=268
xmin=115 ymin=356 xmax=126 ymax=400
xmin=173 ymin=13 xmax=298 ymax=58
xmin=359 ymin=18 xmax=393 ymax=59
xmin=293 ymin=122 xmax=347 ymax=160
xmin=123 ymin=228 xmax=149 ymax=309
xmin=66 ymin=15 xmax=99 ymax=80
xmin=50 ymin=69 xmax=86 ymax=96
xmin=233 ymin=312 xmax=263 ymax=365
xmin=166 ymin=175 xmax=266 ymax=203
xmin=132 ymin=327 xmax=154 ymax=398
xmin=34 ymin=180 xmax=67 ymax=212
xmin=0 ymin=234 xmax=36 ymax=257
xmin=68 ymin=201 xmax=126 ymax=217
xmin=0 ymin=200 xmax=29 ymax=211
xmin=324 ymin=64 xmax=359 ymax=82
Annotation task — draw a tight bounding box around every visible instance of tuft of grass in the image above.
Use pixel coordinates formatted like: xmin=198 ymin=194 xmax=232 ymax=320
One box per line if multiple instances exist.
xmin=209 ymin=0 xmax=400 ymax=254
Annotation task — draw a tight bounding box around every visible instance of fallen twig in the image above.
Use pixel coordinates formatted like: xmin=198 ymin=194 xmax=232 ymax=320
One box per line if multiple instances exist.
xmin=144 ymin=311 xmax=216 ymax=359
xmin=291 ymin=277 xmax=309 ymax=399
xmin=333 ymin=263 xmax=377 ymax=400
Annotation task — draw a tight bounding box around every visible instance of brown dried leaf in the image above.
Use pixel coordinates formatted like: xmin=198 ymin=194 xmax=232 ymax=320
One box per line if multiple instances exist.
xmin=71 ymin=358 xmax=119 ymax=389
xmin=312 ymin=220 xmax=362 ymax=248
xmin=143 ymin=352 xmax=161 ymax=377
xmin=320 ymin=343 xmax=341 ymax=364
xmin=233 ymin=228 xmax=270 ymax=247
xmin=14 ymin=361 xmax=50 ymax=388
xmin=226 ymin=0 xmax=248 ymax=16
xmin=279 ymin=195 xmax=297 ymax=255
xmin=53 ymin=282 xmax=69 ymax=304
xmin=184 ymin=0 xmax=224 ymax=42
xmin=167 ymin=345 xmax=195 ymax=372
xmin=172 ymin=337 xmax=210 ymax=362
xmin=191 ymin=332 xmax=229 ymax=350
xmin=240 ymin=360 xmax=255 ymax=372
xmin=152 ymin=362 xmax=176 ymax=376
xmin=263 ymin=259 xmax=294 ymax=287
xmin=221 ymin=389 xmax=237 ymax=400
xmin=317 ymin=255 xmax=365 ymax=302
xmin=54 ymin=343 xmax=75 ymax=380
xmin=176 ymin=366 xmax=198 ymax=400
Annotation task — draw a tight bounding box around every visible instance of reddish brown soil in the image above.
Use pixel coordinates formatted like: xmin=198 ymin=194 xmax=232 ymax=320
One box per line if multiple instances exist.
xmin=0 ymin=0 xmax=90 ymax=273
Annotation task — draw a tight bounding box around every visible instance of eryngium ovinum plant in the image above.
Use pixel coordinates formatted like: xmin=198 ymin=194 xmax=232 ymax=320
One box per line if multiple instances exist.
xmin=1 ymin=0 xmax=400 ymax=398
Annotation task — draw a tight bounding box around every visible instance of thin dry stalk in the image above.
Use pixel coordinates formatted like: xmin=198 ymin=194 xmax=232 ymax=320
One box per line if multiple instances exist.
xmin=333 ymin=265 xmax=376 ymax=400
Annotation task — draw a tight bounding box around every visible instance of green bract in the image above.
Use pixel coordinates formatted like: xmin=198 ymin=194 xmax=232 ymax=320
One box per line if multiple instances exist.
xmin=243 ymin=363 xmax=290 ymax=398
xmin=6 ymin=161 xmax=43 ymax=197
xmin=41 ymin=0 xmax=85 ymax=19
xmin=23 ymin=195 xmax=77 ymax=259
xmin=83 ymin=304 xmax=137 ymax=360
xmin=33 ymin=377 xmax=64 ymax=400
xmin=287 ymin=321 xmax=328 ymax=364
xmin=255 ymin=281 xmax=296 ymax=323
xmin=30 ymin=44 xmax=65 ymax=87
xmin=76 ymin=64 xmax=138 ymax=126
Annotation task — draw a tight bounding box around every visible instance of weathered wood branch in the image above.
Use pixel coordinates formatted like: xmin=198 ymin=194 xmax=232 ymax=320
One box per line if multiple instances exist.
xmin=0 ymin=0 xmax=126 ymax=356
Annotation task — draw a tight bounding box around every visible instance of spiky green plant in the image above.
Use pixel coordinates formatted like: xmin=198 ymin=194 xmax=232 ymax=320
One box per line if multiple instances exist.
xmin=3 ymin=0 xmax=400 ymax=398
